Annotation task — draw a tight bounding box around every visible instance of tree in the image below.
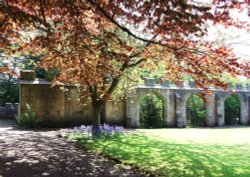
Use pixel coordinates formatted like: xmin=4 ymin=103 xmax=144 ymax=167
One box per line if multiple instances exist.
xmin=0 ymin=51 xmax=42 ymax=105
xmin=0 ymin=56 xmax=20 ymax=106
xmin=0 ymin=0 xmax=250 ymax=132
xmin=0 ymin=73 xmax=19 ymax=106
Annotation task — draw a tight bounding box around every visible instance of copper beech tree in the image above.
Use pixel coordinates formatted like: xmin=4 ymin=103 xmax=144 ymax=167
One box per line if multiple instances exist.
xmin=0 ymin=0 xmax=250 ymax=130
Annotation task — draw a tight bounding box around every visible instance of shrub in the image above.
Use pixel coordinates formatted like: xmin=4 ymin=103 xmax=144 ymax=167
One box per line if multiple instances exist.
xmin=16 ymin=104 xmax=44 ymax=128
xmin=0 ymin=74 xmax=19 ymax=106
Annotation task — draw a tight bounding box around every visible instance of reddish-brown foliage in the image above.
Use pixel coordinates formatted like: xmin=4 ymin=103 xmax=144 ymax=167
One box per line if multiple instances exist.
xmin=0 ymin=0 xmax=249 ymax=126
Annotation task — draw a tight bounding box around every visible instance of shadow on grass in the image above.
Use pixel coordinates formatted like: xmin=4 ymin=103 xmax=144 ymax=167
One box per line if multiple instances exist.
xmin=0 ymin=120 xmax=143 ymax=177
xmin=76 ymin=133 xmax=250 ymax=177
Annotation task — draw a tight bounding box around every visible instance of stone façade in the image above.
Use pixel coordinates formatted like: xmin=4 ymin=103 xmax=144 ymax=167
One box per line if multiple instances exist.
xmin=20 ymin=70 xmax=250 ymax=127
xmin=20 ymin=70 xmax=125 ymax=127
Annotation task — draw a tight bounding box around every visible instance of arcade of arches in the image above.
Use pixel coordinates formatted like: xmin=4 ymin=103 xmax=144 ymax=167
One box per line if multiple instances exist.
xmin=126 ymin=82 xmax=250 ymax=128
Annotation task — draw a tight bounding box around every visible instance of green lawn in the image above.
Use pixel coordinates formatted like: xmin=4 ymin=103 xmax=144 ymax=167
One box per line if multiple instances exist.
xmin=67 ymin=127 xmax=250 ymax=177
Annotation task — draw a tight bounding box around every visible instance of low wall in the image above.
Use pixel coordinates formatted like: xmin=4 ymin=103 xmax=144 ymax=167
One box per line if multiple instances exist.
xmin=0 ymin=103 xmax=18 ymax=119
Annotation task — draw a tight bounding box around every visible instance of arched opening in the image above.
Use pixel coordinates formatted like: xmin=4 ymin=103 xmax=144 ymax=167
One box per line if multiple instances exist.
xmin=139 ymin=93 xmax=164 ymax=128
xmin=224 ymin=94 xmax=241 ymax=125
xmin=186 ymin=94 xmax=207 ymax=127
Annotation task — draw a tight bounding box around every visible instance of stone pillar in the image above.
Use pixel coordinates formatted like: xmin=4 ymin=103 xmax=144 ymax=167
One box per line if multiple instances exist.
xmin=166 ymin=90 xmax=175 ymax=127
xmin=5 ymin=103 xmax=14 ymax=109
xmin=206 ymin=93 xmax=216 ymax=126
xmin=215 ymin=93 xmax=225 ymax=126
xmin=144 ymin=78 xmax=154 ymax=86
xmin=175 ymin=92 xmax=185 ymax=127
xmin=247 ymin=94 xmax=250 ymax=125
xmin=135 ymin=97 xmax=140 ymax=127
xmin=14 ymin=103 xmax=19 ymax=109
xmin=20 ymin=70 xmax=35 ymax=80
xmin=240 ymin=94 xmax=249 ymax=125
xmin=125 ymin=91 xmax=140 ymax=127
xmin=181 ymin=102 xmax=187 ymax=127
xmin=161 ymin=90 xmax=169 ymax=127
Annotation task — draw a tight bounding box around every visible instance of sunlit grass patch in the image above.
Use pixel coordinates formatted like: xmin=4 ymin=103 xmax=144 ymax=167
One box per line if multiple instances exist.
xmin=67 ymin=129 xmax=250 ymax=177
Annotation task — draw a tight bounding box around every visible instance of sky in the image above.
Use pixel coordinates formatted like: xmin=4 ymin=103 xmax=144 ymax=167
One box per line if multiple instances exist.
xmin=207 ymin=25 xmax=250 ymax=62
xmin=206 ymin=6 xmax=250 ymax=63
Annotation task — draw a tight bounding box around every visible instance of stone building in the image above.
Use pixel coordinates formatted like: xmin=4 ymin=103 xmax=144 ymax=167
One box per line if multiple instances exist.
xmin=20 ymin=71 xmax=250 ymax=127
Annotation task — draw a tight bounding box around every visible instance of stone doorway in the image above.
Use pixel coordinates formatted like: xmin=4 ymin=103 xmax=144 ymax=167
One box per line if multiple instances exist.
xmin=186 ymin=94 xmax=207 ymax=127
xmin=139 ymin=93 xmax=164 ymax=128
xmin=224 ymin=94 xmax=241 ymax=125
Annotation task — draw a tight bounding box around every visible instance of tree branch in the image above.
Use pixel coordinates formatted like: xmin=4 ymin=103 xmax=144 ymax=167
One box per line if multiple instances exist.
xmin=87 ymin=0 xmax=178 ymax=51
xmin=40 ymin=0 xmax=46 ymax=22
xmin=128 ymin=58 xmax=145 ymax=68
xmin=106 ymin=61 xmax=129 ymax=95
xmin=87 ymin=0 xmax=218 ymax=60
xmin=0 ymin=3 xmax=50 ymax=30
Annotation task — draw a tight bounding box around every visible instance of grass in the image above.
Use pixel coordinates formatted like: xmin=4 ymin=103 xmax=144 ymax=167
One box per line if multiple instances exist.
xmin=67 ymin=127 xmax=250 ymax=177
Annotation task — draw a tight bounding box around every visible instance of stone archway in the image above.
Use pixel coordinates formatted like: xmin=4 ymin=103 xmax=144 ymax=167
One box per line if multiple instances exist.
xmin=125 ymin=88 xmax=167 ymax=127
xmin=224 ymin=94 xmax=241 ymax=125
xmin=139 ymin=93 xmax=164 ymax=128
xmin=186 ymin=94 xmax=207 ymax=127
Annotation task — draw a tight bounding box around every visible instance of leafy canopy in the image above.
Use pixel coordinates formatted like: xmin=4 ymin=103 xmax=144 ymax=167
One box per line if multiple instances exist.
xmin=0 ymin=0 xmax=250 ymax=101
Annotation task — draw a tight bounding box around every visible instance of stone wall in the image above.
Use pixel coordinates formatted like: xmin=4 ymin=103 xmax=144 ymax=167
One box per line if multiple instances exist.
xmin=20 ymin=72 xmax=250 ymax=128
xmin=64 ymin=86 xmax=93 ymax=126
xmin=105 ymin=100 xmax=125 ymax=125
xmin=0 ymin=103 xmax=18 ymax=119
xmin=20 ymin=71 xmax=125 ymax=127
xmin=20 ymin=83 xmax=65 ymax=127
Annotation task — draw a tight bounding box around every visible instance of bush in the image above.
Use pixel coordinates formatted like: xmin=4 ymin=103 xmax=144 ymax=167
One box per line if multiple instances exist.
xmin=16 ymin=104 xmax=44 ymax=128
xmin=0 ymin=74 xmax=19 ymax=106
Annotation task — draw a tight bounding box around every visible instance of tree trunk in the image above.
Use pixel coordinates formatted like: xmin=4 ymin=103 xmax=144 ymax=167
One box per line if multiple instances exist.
xmin=92 ymin=100 xmax=104 ymax=136
xmin=101 ymin=101 xmax=106 ymax=124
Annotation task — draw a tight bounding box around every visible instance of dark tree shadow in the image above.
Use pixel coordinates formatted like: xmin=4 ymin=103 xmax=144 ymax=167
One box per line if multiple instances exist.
xmin=0 ymin=119 xmax=143 ymax=177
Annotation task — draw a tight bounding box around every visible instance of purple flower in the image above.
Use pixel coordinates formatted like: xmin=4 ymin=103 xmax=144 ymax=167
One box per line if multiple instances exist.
xmin=72 ymin=124 xmax=124 ymax=136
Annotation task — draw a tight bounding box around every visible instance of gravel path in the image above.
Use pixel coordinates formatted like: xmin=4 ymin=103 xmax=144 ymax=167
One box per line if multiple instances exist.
xmin=0 ymin=119 xmax=143 ymax=177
